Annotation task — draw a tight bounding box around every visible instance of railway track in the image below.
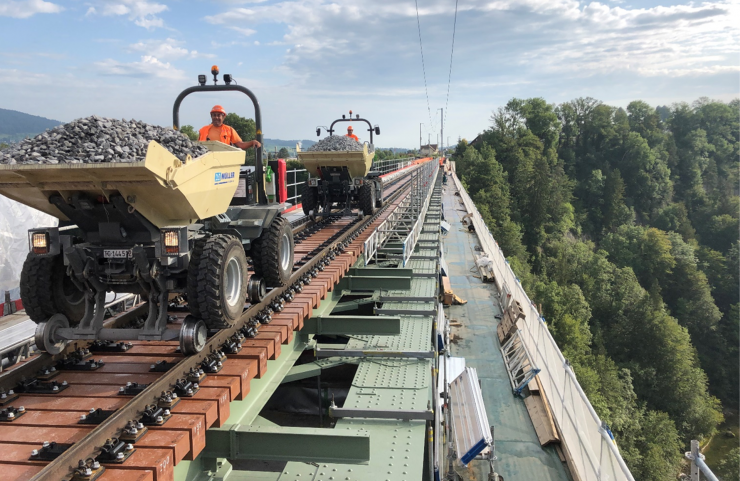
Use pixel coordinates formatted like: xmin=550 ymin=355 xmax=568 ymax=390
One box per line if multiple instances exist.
xmin=0 ymin=162 xmax=428 ymax=481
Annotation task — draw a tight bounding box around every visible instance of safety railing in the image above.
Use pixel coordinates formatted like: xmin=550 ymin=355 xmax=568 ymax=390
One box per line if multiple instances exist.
xmin=372 ymin=158 xmax=414 ymax=175
xmin=449 ymin=170 xmax=635 ymax=481
xmin=286 ymin=168 xmax=309 ymax=207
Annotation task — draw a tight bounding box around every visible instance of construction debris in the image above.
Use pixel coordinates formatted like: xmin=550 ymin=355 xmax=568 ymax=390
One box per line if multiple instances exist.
xmin=0 ymin=116 xmax=208 ymax=165
xmin=308 ymin=135 xmax=375 ymax=153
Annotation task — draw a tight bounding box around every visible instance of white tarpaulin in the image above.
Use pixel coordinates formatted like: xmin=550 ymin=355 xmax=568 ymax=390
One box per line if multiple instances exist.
xmin=0 ymin=195 xmax=57 ymax=299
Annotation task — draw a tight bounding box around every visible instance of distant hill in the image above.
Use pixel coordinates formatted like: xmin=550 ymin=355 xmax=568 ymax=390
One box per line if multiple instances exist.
xmin=263 ymin=138 xmax=316 ymax=152
xmin=0 ymin=108 xmax=62 ymax=143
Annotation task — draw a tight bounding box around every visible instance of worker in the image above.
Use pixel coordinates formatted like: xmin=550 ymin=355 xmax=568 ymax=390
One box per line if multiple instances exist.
xmin=199 ymin=105 xmax=261 ymax=150
xmin=345 ymin=126 xmax=359 ymax=142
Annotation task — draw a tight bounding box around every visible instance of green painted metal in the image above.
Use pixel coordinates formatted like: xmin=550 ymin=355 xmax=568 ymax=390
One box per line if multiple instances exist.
xmin=347 ymin=267 xmax=413 ymax=278
xmin=282 ymin=357 xmax=358 ymax=384
xmin=203 ymin=425 xmax=371 ymax=464
xmin=176 ymin=171 xmax=444 ymax=481
xmin=225 ymin=333 xmax=309 ymax=426
xmin=336 ymin=275 xmax=412 ymax=291
xmin=303 ymin=315 xmax=401 ymax=335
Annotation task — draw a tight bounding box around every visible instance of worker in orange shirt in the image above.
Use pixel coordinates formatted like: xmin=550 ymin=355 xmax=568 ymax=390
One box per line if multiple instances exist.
xmin=199 ymin=105 xmax=262 ymax=150
xmin=345 ymin=126 xmax=359 ymax=142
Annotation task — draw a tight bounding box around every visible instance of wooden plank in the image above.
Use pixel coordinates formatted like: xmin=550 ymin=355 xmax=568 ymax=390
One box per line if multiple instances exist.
xmin=524 ymin=395 xmax=559 ymax=446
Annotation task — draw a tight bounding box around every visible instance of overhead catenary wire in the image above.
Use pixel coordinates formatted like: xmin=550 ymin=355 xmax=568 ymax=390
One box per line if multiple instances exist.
xmin=414 ymin=0 xmax=435 ymax=133
xmin=444 ymin=0 xmax=459 ymax=127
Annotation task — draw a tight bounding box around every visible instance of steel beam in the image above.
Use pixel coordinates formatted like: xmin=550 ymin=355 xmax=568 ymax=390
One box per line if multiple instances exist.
xmin=347 ymin=267 xmax=413 ymax=278
xmin=203 ymin=425 xmax=371 ymax=464
xmin=316 ymin=349 xmax=434 ymax=359
xmin=303 ymin=315 xmax=401 ymax=336
xmin=336 ymin=276 xmax=411 ymax=291
xmin=329 ymin=406 xmax=434 ymax=420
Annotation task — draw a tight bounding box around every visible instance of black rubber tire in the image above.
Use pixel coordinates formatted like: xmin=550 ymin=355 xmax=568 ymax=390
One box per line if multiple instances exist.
xmin=20 ymin=253 xmax=56 ymax=323
xmin=51 ymin=257 xmax=85 ymax=325
xmin=186 ymin=237 xmax=208 ymax=315
xmin=251 ymin=216 xmax=294 ymax=287
xmin=375 ymin=184 xmax=383 ymax=208
xmin=190 ymin=235 xmax=248 ymax=329
xmin=359 ymin=183 xmax=376 ymax=216
xmin=301 ymin=186 xmax=318 ymax=215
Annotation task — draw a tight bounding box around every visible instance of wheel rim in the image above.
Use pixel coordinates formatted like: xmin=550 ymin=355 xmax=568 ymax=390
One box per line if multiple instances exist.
xmin=193 ymin=321 xmax=207 ymax=351
xmin=279 ymin=232 xmax=291 ymax=272
xmin=224 ymin=256 xmax=243 ymax=308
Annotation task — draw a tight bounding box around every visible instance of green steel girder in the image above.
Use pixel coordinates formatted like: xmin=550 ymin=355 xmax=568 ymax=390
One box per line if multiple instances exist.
xmin=282 ymin=357 xmax=359 ymax=384
xmin=303 ymin=315 xmax=401 ymax=336
xmin=347 ymin=268 xmax=413 ymax=278
xmin=330 ymin=297 xmax=377 ymax=314
xmin=202 ymin=425 xmax=371 ymax=464
xmin=336 ymin=275 xmax=411 ymax=291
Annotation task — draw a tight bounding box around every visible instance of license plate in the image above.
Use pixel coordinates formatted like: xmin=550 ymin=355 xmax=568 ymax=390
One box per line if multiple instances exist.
xmin=103 ymin=249 xmax=131 ymax=259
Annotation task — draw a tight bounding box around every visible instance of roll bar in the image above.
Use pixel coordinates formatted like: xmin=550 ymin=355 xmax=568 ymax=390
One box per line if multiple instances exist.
xmin=172 ymin=83 xmax=266 ymax=205
xmin=317 ymin=113 xmax=380 ymax=144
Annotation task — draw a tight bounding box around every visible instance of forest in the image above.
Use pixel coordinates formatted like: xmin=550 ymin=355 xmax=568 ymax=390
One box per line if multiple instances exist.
xmin=450 ymin=97 xmax=739 ymax=481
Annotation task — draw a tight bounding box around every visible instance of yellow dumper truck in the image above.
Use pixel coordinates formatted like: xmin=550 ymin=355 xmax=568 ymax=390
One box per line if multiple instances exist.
xmin=0 ymin=72 xmax=294 ymax=355
xmin=298 ymin=112 xmax=382 ymax=218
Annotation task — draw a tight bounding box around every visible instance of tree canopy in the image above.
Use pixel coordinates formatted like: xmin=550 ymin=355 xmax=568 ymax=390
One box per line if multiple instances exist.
xmin=453 ymin=96 xmax=738 ymax=481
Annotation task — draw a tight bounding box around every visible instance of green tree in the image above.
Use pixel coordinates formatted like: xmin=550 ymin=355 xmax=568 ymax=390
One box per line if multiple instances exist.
xmin=224 ymin=113 xmax=257 ymax=158
xmin=617 ymin=132 xmax=673 ymax=220
xmin=277 ymin=147 xmax=290 ymax=159
xmin=602 ymin=169 xmax=633 ymax=232
xmin=180 ymin=125 xmax=198 ymax=141
xmin=716 ymin=447 xmax=740 ymax=481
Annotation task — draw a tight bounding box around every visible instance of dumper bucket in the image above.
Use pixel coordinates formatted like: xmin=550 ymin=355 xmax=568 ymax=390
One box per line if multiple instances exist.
xmin=0 ymin=140 xmax=245 ymax=228
xmin=297 ymin=143 xmax=374 ymax=178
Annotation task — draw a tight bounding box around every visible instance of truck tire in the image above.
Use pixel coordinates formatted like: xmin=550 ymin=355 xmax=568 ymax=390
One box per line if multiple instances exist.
xmin=51 ymin=257 xmax=85 ymax=325
xmin=251 ymin=216 xmax=294 ymax=287
xmin=20 ymin=253 xmax=57 ymax=323
xmin=301 ymin=186 xmax=318 ymax=215
xmin=359 ymin=183 xmax=376 ymax=216
xmin=191 ymin=235 xmax=248 ymax=329
xmin=186 ymin=237 xmax=207 ymax=315
xmin=375 ymin=183 xmax=383 ymax=208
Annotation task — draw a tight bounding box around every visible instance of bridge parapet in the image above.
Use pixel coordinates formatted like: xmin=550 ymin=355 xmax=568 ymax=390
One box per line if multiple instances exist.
xmin=449 ymin=170 xmax=635 ymax=481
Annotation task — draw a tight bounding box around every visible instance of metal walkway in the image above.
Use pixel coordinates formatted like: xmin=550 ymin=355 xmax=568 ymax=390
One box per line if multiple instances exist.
xmin=441 ymin=181 xmax=571 ymax=481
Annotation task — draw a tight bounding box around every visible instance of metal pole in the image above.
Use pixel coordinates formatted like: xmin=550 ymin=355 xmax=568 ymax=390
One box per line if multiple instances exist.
xmin=318 ymin=374 xmax=323 ymax=427
xmin=420 ymin=123 xmax=423 ymax=152
xmin=686 ymin=439 xmax=720 ymax=481
xmin=438 ymin=108 xmax=443 ymax=154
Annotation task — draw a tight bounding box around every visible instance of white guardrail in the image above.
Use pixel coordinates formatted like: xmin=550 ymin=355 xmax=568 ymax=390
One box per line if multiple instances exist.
xmin=449 ymin=169 xmax=635 ymax=481
xmin=363 ymin=161 xmax=438 ymax=266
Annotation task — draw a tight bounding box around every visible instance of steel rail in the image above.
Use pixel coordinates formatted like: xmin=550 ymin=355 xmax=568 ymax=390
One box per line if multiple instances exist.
xmin=0 ymin=303 xmax=148 ymax=393
xmin=29 ymin=170 xmax=417 ymax=481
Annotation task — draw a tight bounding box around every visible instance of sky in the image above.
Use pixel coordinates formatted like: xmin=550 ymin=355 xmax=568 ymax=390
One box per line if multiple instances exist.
xmin=0 ymin=0 xmax=738 ymax=149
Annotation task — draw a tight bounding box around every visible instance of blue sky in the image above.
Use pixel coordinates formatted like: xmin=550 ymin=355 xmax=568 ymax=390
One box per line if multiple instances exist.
xmin=0 ymin=0 xmax=738 ymax=148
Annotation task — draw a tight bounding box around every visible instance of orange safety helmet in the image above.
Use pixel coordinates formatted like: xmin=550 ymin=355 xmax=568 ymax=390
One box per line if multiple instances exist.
xmin=347 ymin=125 xmax=353 ymax=131
xmin=211 ymin=105 xmax=226 ymax=115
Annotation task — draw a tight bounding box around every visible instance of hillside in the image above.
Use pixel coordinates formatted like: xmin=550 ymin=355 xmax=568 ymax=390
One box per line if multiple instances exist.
xmin=0 ymin=108 xmax=61 ymax=143
xmin=453 ymin=96 xmax=739 ymax=481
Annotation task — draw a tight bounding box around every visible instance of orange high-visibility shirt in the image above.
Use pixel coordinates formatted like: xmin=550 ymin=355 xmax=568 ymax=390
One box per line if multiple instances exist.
xmin=346 ymin=133 xmax=359 ymax=142
xmin=199 ymin=124 xmax=242 ymax=145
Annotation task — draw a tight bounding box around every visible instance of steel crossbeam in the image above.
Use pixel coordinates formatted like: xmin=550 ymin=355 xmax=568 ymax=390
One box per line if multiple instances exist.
xmin=203 ymin=425 xmax=371 ymax=464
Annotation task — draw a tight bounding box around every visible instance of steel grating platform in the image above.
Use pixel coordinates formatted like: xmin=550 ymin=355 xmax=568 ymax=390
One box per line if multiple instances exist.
xmin=278 ymin=167 xmax=443 ymax=481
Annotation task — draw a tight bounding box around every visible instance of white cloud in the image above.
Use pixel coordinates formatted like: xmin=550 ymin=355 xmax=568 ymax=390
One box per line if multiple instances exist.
xmin=95 ymin=55 xmax=185 ymax=79
xmin=0 ymin=0 xmax=62 ymax=18
xmin=228 ymin=26 xmax=257 ymax=36
xmin=202 ymin=0 xmax=738 ymax=85
xmin=129 ymin=38 xmax=190 ymax=59
xmin=86 ymin=0 xmax=167 ymax=29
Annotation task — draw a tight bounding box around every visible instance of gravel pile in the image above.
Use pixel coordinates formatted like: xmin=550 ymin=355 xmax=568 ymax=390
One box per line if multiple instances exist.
xmin=308 ymin=135 xmax=374 ymax=153
xmin=0 ymin=116 xmax=208 ymax=165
